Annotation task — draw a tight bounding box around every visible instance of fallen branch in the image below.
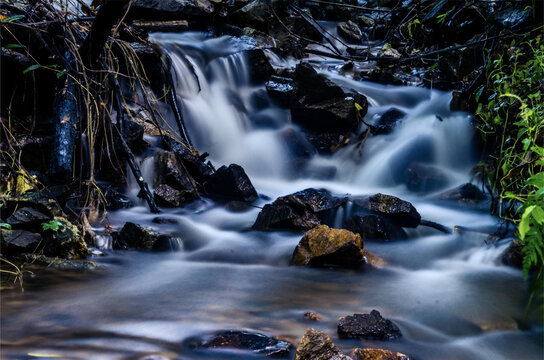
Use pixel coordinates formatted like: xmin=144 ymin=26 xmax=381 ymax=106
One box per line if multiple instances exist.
xmin=420 ymin=219 xmax=452 ymax=234
xmin=304 ymin=0 xmax=391 ymax=13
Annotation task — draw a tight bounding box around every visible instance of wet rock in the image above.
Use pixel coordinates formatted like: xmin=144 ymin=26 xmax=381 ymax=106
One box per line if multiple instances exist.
xmin=362 ymin=249 xmax=387 ymax=268
xmin=101 ymin=185 xmax=134 ymax=210
xmin=152 ymin=217 xmax=179 ymax=224
xmin=154 ymin=150 xmax=199 ymax=201
xmin=338 ymin=310 xmax=402 ymax=340
xmin=291 ymin=62 xmax=366 ymax=134
xmin=193 ymin=330 xmax=294 ymax=357
xmin=154 ymin=184 xmax=185 ymax=208
xmin=204 ymin=164 xmax=258 ymax=202
xmin=352 ymin=194 xmax=421 ymax=228
xmin=337 ymin=21 xmax=363 ymax=43
xmin=357 ymin=15 xmax=375 ymax=27
xmin=405 ymin=163 xmax=449 ymax=193
xmin=437 ymin=183 xmax=486 ymax=204
xmin=291 ymin=225 xmax=364 ymax=268
xmin=117 ymin=222 xmax=158 ymax=250
xmin=5 ymin=207 xmax=50 ymax=230
xmin=233 ymin=0 xmax=280 ymax=31
xmin=306 ymin=132 xmax=343 ymax=154
xmin=130 ymin=0 xmax=214 ymax=20
xmin=388 ymin=136 xmax=434 ymax=183
xmin=492 ymin=7 xmax=531 ymax=30
xmin=351 ymin=348 xmax=411 ymax=360
xmin=280 ymin=127 xmax=316 ymax=164
xmin=162 ymin=136 xmax=215 ymax=185
xmin=152 ymin=234 xmax=183 ymax=252
xmin=295 ymin=328 xmax=351 ymax=360
xmin=253 ymin=188 xmax=346 ymax=231
xmin=1 ymin=229 xmax=42 ymax=255
xmin=343 ymin=215 xmax=407 ymax=241
xmin=18 ymin=253 xmax=103 ymax=272
xmin=123 ymin=116 xmax=145 ymax=148
xmin=378 ymin=46 xmax=401 ymax=59
xmin=303 ymin=312 xmax=322 ymax=321
xmin=42 ymin=217 xmax=88 ymax=260
xmin=501 ymin=239 xmax=523 ymax=269
xmin=2 ymin=190 xmax=64 ymax=219
xmin=266 ymin=75 xmax=294 ymax=107
xmin=246 ymin=49 xmax=274 ymax=83
xmin=250 ymin=89 xmax=270 ymax=110
xmin=371 ymin=108 xmax=406 ymax=135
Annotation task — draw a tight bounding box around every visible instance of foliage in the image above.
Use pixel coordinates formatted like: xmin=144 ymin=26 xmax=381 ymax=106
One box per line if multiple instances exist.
xmin=41 ymin=220 xmax=63 ymax=232
xmin=476 ymin=36 xmax=544 ymax=297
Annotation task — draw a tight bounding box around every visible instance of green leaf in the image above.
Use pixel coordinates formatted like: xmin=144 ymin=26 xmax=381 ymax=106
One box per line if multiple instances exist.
xmin=5 ymin=44 xmax=26 ymax=49
xmin=531 ymin=206 xmax=544 ymax=225
xmin=23 ymin=65 xmax=40 ymax=74
xmin=0 ymin=223 xmax=12 ymax=230
xmin=41 ymin=220 xmax=62 ymax=232
xmin=56 ymin=69 xmax=67 ymax=79
xmin=2 ymin=15 xmax=25 ymax=23
xmin=527 ymin=172 xmax=544 ymax=188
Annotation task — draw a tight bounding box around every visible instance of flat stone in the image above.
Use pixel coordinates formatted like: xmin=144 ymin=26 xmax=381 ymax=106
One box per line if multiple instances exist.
xmin=6 ymin=207 xmax=50 ymax=227
xmin=1 ymin=229 xmax=42 ymax=254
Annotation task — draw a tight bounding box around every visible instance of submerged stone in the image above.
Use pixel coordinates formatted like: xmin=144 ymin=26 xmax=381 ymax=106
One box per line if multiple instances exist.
xmin=343 ymin=215 xmax=407 ymax=241
xmin=338 ymin=310 xmax=402 ymax=340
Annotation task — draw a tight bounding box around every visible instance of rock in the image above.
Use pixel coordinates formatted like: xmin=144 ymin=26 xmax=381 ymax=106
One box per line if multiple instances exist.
xmin=279 ymin=127 xmax=316 ymax=164
xmin=253 ymin=188 xmax=346 ymax=231
xmin=130 ymin=0 xmax=215 ymax=20
xmin=352 ymin=194 xmax=421 ymax=228
xmin=154 ymin=150 xmax=199 ymax=201
xmin=15 ymin=136 xmax=53 ymax=174
xmin=378 ymin=46 xmax=401 ymax=59
xmin=492 ymin=7 xmax=531 ymax=30
xmin=343 ymin=215 xmax=407 ymax=241
xmin=1 ymin=229 xmax=42 ymax=255
xmin=337 ymin=21 xmax=363 ymax=43
xmin=371 ymin=108 xmax=406 ymax=135
xmin=6 ymin=207 xmax=50 ymax=230
xmin=250 ymin=89 xmax=270 ymax=110
xmin=154 ymin=184 xmax=185 ymax=207
xmin=337 ymin=310 xmax=402 ymax=340
xmin=357 ymin=15 xmax=375 ymax=27
xmin=101 ymin=185 xmax=134 ymax=210
xmin=291 ymin=225 xmax=364 ymax=268
xmin=204 ymin=164 xmax=258 ymax=202
xmin=437 ymin=183 xmax=486 ymax=204
xmin=351 ymin=348 xmax=411 ymax=360
xmin=295 ymin=328 xmax=351 ymax=360
xmin=123 ymin=116 xmax=145 ymax=147
xmin=2 ymin=190 xmax=64 ymax=219
xmin=266 ymin=75 xmax=294 ymax=107
xmin=291 ymin=62 xmax=366 ymax=134
xmin=152 ymin=234 xmax=183 ymax=252
xmin=501 ymin=239 xmax=523 ymax=269
xmin=192 ymin=330 xmax=294 ymax=357
xmin=152 ymin=217 xmax=179 ymax=224
xmin=388 ymin=136 xmax=434 ymax=183
xmin=117 ymin=222 xmax=158 ymax=250
xmin=362 ymin=249 xmax=386 ymax=268
xmin=303 ymin=312 xmax=322 ymax=321
xmin=162 ymin=136 xmax=215 ymax=185
xmin=233 ymin=0 xmax=282 ymax=30
xmin=18 ymin=253 xmax=103 ymax=272
xmin=246 ymin=49 xmax=274 ymax=83
xmin=42 ymin=217 xmax=88 ymax=260
xmin=405 ymin=163 xmax=449 ymax=193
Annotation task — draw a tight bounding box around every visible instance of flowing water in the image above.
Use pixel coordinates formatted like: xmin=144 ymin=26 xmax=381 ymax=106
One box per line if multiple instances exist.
xmin=1 ymin=32 xmax=542 ymax=360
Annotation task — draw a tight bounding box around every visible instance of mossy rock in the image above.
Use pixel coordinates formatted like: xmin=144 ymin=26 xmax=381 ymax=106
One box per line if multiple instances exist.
xmin=41 ymin=217 xmax=87 ymax=259
xmin=291 ymin=225 xmax=364 ymax=268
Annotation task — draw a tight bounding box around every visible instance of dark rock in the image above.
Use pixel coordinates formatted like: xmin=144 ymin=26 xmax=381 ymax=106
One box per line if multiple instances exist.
xmin=130 ymin=0 xmax=214 ymax=20
xmin=279 ymin=127 xmax=316 ymax=163
xmin=338 ymin=310 xmax=402 ymax=340
xmin=351 ymin=348 xmax=411 ymax=360
xmin=305 ymin=132 xmax=343 ymax=154
xmin=123 ymin=116 xmax=145 ymax=147
xmin=1 ymin=229 xmax=42 ymax=254
xmin=253 ymin=188 xmax=346 ymax=230
xmin=450 ymin=91 xmax=470 ymax=112
xmin=388 ymin=136 xmax=434 ymax=184
xmin=352 ymin=194 xmax=421 ymax=228
xmin=154 ymin=150 xmax=199 ymax=200
xmin=225 ymin=201 xmax=252 ymax=212
xmin=266 ymin=75 xmax=294 ymax=107
xmin=204 ymin=164 xmax=258 ymax=202
xmin=344 ymin=215 xmax=407 ymax=241
xmin=233 ymin=0 xmax=282 ymax=31
xmin=291 ymin=225 xmax=364 ymax=268
xmin=405 ymin=163 xmax=449 ymax=193
xmin=6 ymin=207 xmax=50 ymax=229
xmin=337 ymin=20 xmax=363 ymax=43
xmin=117 ymin=222 xmax=158 ymax=250
xmin=501 ymin=239 xmax=523 ymax=269
xmin=154 ymin=184 xmax=185 ymax=207
xmin=192 ymin=330 xmax=294 ymax=357
xmin=162 ymin=136 xmax=215 ymax=185
xmin=101 ymin=185 xmax=134 ymax=210
xmin=246 ymin=49 xmax=274 ymax=83
xmin=372 ymin=108 xmax=406 ymax=135
xmin=152 ymin=217 xmax=179 ymax=224
xmin=18 ymin=253 xmax=103 ymax=271
xmin=42 ymin=217 xmax=88 ymax=260
xmin=250 ymin=89 xmax=270 ymax=110
xmin=15 ymin=136 xmax=53 ymax=173
xmin=492 ymin=7 xmax=531 ymax=30
xmin=2 ymin=190 xmax=64 ymax=219
xmin=437 ymin=183 xmax=486 ymax=204
xmin=295 ymin=328 xmax=350 ymax=360
xmin=152 ymin=234 xmax=183 ymax=252
xmin=291 ymin=62 xmax=365 ymax=134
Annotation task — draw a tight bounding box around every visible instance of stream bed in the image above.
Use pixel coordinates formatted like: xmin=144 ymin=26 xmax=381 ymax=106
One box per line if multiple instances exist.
xmin=1 ymin=32 xmax=542 ymax=360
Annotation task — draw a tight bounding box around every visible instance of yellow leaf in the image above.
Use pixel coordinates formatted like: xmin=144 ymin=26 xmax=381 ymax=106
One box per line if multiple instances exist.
xmin=27 ymin=353 xmax=62 ymax=358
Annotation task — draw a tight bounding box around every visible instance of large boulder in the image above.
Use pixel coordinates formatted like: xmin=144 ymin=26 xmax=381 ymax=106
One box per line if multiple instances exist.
xmin=1 ymin=229 xmax=42 ymax=255
xmin=203 ymin=164 xmax=258 ymax=202
xmin=162 ymin=136 xmax=215 ymax=186
xmin=337 ymin=21 xmax=363 ymax=43
xmin=352 ymin=194 xmax=421 ymax=228
xmin=191 ymin=330 xmax=294 ymax=357
xmin=154 ymin=150 xmax=199 ymax=202
xmin=291 ymin=225 xmax=364 ymax=268
xmin=41 ymin=217 xmax=88 ymax=260
xmin=338 ymin=310 xmax=402 ymax=340
xmin=2 ymin=190 xmax=64 ymax=219
xmin=351 ymin=348 xmax=411 ymax=360
xmin=295 ymin=328 xmax=351 ymax=360
xmin=116 ymin=222 xmax=159 ymax=250
xmin=343 ymin=215 xmax=407 ymax=241
xmin=291 ymin=62 xmax=367 ymax=135
xmin=253 ymin=188 xmax=346 ymax=231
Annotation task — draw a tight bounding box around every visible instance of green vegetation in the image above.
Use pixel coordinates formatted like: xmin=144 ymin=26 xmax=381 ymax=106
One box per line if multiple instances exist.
xmin=0 ymin=257 xmax=31 ymax=292
xmin=476 ymin=36 xmax=544 ymax=304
